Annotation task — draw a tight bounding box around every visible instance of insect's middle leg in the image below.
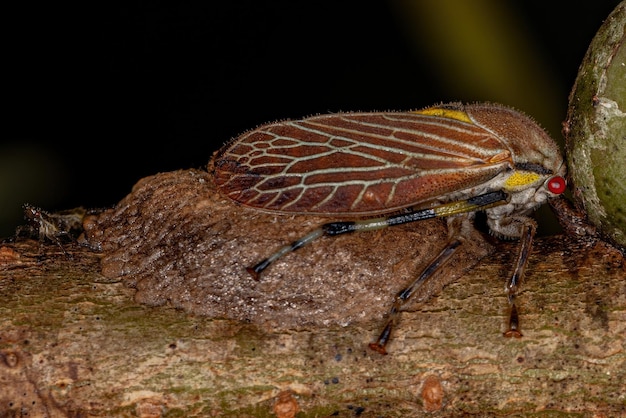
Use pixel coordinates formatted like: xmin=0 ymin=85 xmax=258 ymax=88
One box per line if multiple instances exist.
xmin=369 ymin=216 xmax=473 ymax=355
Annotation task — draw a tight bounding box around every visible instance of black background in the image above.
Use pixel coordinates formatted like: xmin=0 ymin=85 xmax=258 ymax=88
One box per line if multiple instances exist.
xmin=2 ymin=1 xmax=621 ymax=238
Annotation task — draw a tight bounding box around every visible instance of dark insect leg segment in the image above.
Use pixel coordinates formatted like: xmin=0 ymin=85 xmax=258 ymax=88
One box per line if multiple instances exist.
xmin=246 ymin=191 xmax=509 ymax=280
xmin=548 ymin=195 xmax=597 ymax=237
xmin=246 ymin=229 xmax=324 ymax=279
xmin=368 ymin=236 xmax=464 ymax=355
xmin=503 ymin=221 xmax=536 ymax=338
xmin=245 ymin=214 xmax=429 ymax=280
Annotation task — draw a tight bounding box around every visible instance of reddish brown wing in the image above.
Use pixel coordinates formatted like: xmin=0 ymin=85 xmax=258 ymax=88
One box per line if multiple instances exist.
xmin=212 ymin=112 xmax=512 ymax=215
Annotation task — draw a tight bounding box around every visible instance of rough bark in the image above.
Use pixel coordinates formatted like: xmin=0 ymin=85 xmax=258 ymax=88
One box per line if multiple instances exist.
xmin=1 ymin=170 xmax=625 ymax=418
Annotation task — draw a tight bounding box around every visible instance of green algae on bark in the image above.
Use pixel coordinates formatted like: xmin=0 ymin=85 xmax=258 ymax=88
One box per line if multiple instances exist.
xmin=565 ymin=1 xmax=626 ymax=252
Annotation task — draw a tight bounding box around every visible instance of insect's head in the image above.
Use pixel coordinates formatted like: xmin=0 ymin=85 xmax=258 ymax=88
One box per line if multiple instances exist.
xmin=465 ymin=103 xmax=567 ymax=200
xmin=22 ymin=203 xmax=44 ymax=225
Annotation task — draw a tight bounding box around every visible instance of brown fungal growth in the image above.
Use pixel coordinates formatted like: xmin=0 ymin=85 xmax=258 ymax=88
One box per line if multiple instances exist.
xmin=421 ymin=374 xmax=444 ymax=412
xmin=0 ymin=246 xmax=21 ymax=265
xmin=272 ymin=390 xmax=300 ymax=418
xmin=82 ymin=169 xmax=494 ymax=331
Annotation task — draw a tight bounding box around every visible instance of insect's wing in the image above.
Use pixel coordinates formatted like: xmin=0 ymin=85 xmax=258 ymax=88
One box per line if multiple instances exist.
xmin=213 ymin=111 xmax=513 ymax=215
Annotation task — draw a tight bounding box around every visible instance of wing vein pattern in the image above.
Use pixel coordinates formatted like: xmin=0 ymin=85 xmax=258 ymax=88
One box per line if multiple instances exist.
xmin=214 ymin=112 xmax=511 ymax=215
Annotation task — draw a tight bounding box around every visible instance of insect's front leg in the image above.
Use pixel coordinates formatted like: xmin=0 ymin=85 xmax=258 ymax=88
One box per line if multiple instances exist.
xmin=489 ymin=215 xmax=537 ymax=338
xmin=369 ymin=215 xmax=473 ymax=355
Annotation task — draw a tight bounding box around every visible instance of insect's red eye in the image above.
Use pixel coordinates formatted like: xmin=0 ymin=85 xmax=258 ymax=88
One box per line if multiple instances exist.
xmin=547 ymin=176 xmax=566 ymax=194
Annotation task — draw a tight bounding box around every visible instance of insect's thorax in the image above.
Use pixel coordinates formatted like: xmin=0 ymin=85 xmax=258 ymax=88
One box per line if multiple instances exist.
xmin=481 ymin=169 xmax=556 ymax=239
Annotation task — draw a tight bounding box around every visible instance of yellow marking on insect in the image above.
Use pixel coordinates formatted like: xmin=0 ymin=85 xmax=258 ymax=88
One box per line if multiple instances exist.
xmin=432 ymin=196 xmax=505 ymax=217
xmin=413 ymin=107 xmax=473 ymax=124
xmin=504 ymin=171 xmax=541 ymax=189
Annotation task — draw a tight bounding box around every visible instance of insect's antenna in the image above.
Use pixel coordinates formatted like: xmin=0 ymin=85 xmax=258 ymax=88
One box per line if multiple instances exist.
xmin=246 ymin=191 xmax=509 ymax=280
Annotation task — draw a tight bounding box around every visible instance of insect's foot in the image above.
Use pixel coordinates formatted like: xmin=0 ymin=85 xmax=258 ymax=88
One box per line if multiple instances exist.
xmin=503 ymin=303 xmax=522 ymax=338
xmin=368 ymin=342 xmax=388 ymax=355
xmin=245 ymin=266 xmax=261 ymax=281
xmin=503 ymin=329 xmax=523 ymax=338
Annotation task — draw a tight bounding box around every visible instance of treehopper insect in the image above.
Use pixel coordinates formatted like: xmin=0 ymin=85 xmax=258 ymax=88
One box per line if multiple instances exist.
xmin=211 ymin=102 xmax=567 ymax=354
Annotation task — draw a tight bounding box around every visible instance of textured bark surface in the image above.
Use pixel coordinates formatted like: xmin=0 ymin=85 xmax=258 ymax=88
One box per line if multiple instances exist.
xmin=1 ymin=169 xmax=625 ymax=417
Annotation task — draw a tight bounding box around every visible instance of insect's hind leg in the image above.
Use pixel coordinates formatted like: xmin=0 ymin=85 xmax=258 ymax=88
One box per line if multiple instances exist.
xmin=369 ymin=216 xmax=473 ymax=355
xmin=246 ymin=207 xmax=438 ymax=280
xmin=247 ymin=191 xmax=508 ymax=281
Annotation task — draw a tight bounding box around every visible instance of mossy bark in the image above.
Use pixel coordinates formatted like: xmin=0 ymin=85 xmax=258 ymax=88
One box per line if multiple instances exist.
xmin=565 ymin=0 xmax=626 ymax=251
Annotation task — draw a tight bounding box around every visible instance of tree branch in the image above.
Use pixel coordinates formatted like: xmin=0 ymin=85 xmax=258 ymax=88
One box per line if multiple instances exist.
xmin=1 ymin=169 xmax=624 ymax=417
